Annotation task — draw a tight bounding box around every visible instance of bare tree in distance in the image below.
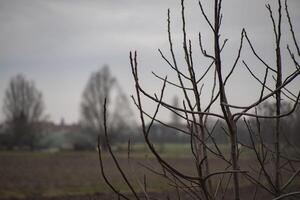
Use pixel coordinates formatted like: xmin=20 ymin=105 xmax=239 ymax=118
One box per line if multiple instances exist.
xmin=111 ymin=91 xmax=137 ymax=138
xmin=258 ymin=101 xmax=300 ymax=159
xmin=98 ymin=0 xmax=300 ymax=199
xmin=81 ymin=66 xmax=135 ymax=150
xmin=170 ymin=96 xmax=181 ymax=126
xmin=3 ymin=74 xmax=45 ymax=150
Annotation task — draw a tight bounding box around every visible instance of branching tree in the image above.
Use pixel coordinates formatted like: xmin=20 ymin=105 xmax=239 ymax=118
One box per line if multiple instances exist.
xmin=3 ymin=74 xmax=45 ymax=150
xmin=98 ymin=0 xmax=300 ymax=199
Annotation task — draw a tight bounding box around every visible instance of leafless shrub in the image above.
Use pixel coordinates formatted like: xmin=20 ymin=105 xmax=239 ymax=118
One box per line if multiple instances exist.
xmin=98 ymin=0 xmax=300 ymax=199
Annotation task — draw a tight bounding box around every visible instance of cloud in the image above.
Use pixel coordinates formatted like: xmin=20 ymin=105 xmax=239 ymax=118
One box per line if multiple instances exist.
xmin=0 ymin=0 xmax=299 ymax=123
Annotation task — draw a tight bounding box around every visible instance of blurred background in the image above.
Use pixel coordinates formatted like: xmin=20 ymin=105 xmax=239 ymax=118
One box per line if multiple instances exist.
xmin=0 ymin=0 xmax=300 ymax=199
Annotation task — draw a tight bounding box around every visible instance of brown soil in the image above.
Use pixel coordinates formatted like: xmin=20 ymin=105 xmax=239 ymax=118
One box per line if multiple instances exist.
xmin=0 ymin=152 xmax=299 ymax=200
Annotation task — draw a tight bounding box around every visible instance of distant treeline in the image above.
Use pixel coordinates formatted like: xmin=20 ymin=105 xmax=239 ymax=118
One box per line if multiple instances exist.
xmin=1 ymin=101 xmax=299 ymax=151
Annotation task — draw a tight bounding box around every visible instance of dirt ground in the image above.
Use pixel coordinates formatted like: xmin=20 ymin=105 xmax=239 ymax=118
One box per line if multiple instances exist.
xmin=0 ymin=188 xmax=282 ymax=200
xmin=0 ymin=151 xmax=299 ymax=200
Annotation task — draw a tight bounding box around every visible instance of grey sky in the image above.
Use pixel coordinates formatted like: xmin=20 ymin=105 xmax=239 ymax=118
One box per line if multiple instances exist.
xmin=0 ymin=0 xmax=299 ymax=123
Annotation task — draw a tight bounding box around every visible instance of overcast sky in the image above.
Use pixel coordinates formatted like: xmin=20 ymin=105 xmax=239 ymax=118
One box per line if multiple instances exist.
xmin=0 ymin=0 xmax=299 ymax=124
